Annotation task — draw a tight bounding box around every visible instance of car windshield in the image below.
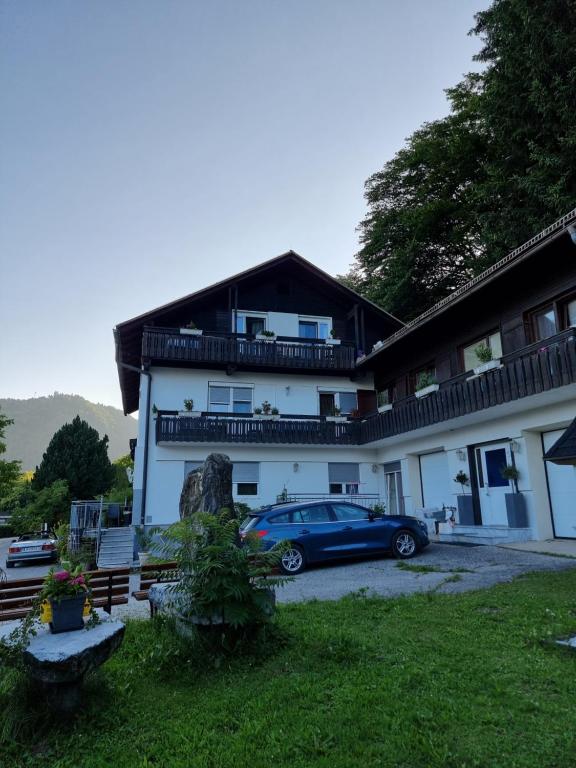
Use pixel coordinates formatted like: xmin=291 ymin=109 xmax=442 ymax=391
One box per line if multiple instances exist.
xmin=19 ymin=533 xmax=51 ymax=541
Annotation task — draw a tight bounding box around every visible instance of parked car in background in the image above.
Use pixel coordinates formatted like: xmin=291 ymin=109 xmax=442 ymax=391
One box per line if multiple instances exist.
xmin=5 ymin=532 xmax=58 ymax=568
xmin=240 ymin=500 xmax=430 ymax=574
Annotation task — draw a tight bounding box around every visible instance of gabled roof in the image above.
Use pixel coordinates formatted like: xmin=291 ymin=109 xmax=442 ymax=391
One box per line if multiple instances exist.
xmin=358 ymin=208 xmax=576 ymax=366
xmin=114 ymin=250 xmax=404 ymax=413
xmin=544 ymin=419 xmax=576 ymax=466
xmin=115 ymin=250 xmax=403 ymax=331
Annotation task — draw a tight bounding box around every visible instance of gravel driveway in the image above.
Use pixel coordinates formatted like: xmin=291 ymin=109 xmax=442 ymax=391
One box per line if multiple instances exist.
xmin=273 ymin=543 xmax=576 ymax=604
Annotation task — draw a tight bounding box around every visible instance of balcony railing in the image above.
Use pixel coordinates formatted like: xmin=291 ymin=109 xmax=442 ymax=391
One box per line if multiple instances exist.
xmin=156 ymin=413 xmax=361 ymax=445
xmin=154 ymin=331 xmax=576 ymax=447
xmin=142 ymin=327 xmax=356 ymax=370
xmin=360 ymin=330 xmax=576 ymax=443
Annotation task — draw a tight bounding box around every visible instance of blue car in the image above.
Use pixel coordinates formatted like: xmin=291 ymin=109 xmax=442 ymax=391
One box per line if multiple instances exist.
xmin=240 ymin=500 xmax=430 ymax=574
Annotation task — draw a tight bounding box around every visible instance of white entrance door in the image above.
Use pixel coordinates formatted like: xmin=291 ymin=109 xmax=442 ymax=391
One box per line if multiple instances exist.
xmin=476 ymin=442 xmax=513 ymax=526
xmin=544 ymin=430 xmax=576 ymax=538
xmin=420 ymin=452 xmax=451 ymax=509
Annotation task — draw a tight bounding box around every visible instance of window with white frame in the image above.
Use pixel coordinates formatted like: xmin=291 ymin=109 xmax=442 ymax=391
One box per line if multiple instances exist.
xmin=383 ymin=461 xmax=404 ymax=515
xmin=328 ymin=463 xmax=360 ymax=495
xmin=298 ymin=317 xmax=330 ymax=340
xmin=208 ymin=384 xmax=253 ymax=414
xmin=233 ymin=462 xmax=260 ymax=496
xmin=234 ymin=311 xmax=267 ymax=335
xmin=319 ymin=391 xmax=357 ymax=416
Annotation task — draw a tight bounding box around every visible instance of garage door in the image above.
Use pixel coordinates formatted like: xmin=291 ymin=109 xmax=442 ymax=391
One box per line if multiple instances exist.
xmin=420 ymin=452 xmax=451 ymax=509
xmin=544 ymin=430 xmax=576 ymax=539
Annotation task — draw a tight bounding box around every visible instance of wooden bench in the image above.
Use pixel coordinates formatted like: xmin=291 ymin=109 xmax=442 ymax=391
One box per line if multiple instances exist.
xmin=0 ymin=567 xmax=131 ymax=622
xmin=132 ymin=562 xmax=180 ymax=615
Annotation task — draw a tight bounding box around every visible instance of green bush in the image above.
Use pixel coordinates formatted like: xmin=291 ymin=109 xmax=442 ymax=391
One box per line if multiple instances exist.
xmin=9 ymin=480 xmax=70 ymax=534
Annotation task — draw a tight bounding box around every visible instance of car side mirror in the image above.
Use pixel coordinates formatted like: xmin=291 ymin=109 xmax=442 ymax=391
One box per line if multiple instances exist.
xmin=368 ymin=513 xmax=375 ymax=522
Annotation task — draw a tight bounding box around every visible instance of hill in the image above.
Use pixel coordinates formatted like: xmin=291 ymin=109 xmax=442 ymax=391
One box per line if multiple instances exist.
xmin=1 ymin=393 xmax=138 ymax=470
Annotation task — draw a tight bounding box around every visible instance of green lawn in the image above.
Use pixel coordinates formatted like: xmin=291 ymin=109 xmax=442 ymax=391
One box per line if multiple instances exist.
xmin=5 ymin=568 xmax=576 ymax=768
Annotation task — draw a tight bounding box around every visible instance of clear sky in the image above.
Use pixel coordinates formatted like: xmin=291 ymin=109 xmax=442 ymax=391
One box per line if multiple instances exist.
xmin=0 ymin=1 xmax=485 ymax=411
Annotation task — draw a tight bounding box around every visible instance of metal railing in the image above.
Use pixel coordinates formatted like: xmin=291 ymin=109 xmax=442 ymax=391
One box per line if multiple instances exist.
xmin=276 ymin=493 xmax=382 ymax=509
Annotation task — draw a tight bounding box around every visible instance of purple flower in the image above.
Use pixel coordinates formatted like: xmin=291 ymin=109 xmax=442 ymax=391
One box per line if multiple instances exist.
xmin=70 ymin=575 xmax=85 ymax=586
xmin=54 ymin=570 xmax=70 ymax=581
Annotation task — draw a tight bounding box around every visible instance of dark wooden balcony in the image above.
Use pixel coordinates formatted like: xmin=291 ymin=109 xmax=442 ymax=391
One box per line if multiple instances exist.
xmin=142 ymin=327 xmax=356 ymax=372
xmin=156 ymin=413 xmax=361 ymax=445
xmin=360 ymin=330 xmax=576 ymax=443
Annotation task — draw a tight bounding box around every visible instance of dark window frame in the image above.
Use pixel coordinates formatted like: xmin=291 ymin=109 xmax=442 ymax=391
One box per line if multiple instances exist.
xmin=459 ymin=328 xmax=502 ymax=372
xmin=409 ymin=362 xmax=436 ymax=394
xmin=527 ymin=290 xmax=576 ymax=342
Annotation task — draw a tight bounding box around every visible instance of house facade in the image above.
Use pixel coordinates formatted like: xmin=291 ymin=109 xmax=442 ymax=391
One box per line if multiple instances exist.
xmin=115 ymin=209 xmax=576 ymax=544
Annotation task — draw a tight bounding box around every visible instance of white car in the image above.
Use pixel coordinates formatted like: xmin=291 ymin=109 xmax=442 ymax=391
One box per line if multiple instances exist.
xmin=6 ymin=532 xmax=58 ymax=568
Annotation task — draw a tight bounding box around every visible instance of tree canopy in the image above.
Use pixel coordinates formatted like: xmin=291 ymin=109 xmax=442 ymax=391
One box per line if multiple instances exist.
xmin=0 ymin=407 xmax=21 ymax=498
xmin=33 ymin=415 xmax=115 ymax=499
xmin=345 ymin=0 xmax=576 ymax=320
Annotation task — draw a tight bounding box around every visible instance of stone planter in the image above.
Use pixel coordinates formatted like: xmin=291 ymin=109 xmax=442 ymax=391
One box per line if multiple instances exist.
xmin=505 ymin=493 xmax=528 ymax=527
xmin=457 ymin=495 xmax=475 ymax=525
xmin=378 ymin=404 xmax=393 ymax=413
xmin=326 ymin=338 xmax=341 ymax=345
xmin=180 ymin=328 xmax=202 ymax=336
xmin=473 ymin=359 xmax=502 ymax=375
xmin=415 ymin=384 xmax=439 ymax=399
xmin=49 ymin=594 xmax=86 ymax=634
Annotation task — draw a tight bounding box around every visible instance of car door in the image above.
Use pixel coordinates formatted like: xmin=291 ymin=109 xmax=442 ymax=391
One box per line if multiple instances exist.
xmin=291 ymin=504 xmax=337 ymax=562
xmin=330 ymin=503 xmax=389 ymax=554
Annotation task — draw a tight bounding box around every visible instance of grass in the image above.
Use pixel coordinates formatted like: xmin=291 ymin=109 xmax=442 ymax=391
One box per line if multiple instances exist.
xmin=4 ymin=568 xmax=576 ymax=768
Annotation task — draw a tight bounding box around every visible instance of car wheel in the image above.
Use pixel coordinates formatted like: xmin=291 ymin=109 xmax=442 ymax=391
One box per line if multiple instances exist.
xmin=280 ymin=545 xmax=306 ymax=575
xmin=392 ymin=530 xmax=418 ymax=559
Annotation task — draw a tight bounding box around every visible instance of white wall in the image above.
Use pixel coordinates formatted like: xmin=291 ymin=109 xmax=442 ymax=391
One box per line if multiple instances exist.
xmin=147 ymin=367 xmax=373 ymax=416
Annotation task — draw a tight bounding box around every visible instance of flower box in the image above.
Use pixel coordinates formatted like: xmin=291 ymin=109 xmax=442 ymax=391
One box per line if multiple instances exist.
xmin=473 ymin=359 xmax=502 ymax=375
xmin=256 ymin=333 xmax=276 ymax=342
xmin=378 ymin=404 xmax=393 ymax=413
xmin=415 ymin=384 xmax=439 ymax=399
xmin=49 ymin=594 xmax=86 ymax=634
xmin=178 ymin=411 xmax=202 ymax=418
xmin=180 ymin=328 xmax=202 ymax=336
xmin=254 ymin=414 xmax=279 ymax=420
xmin=326 ymin=416 xmax=347 ymax=423
xmin=326 ymin=338 xmax=341 ymax=345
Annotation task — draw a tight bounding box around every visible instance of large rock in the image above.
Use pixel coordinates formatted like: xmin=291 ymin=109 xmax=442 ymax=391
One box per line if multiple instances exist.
xmin=179 ymin=453 xmax=234 ymax=519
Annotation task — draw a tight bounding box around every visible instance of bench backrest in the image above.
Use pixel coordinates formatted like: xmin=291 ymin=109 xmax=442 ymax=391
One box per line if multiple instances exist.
xmin=139 ymin=562 xmax=179 ymax=592
xmin=0 ymin=567 xmax=131 ymax=621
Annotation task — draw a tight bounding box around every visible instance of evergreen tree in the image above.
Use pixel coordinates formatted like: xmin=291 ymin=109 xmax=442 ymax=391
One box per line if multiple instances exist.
xmin=0 ymin=407 xmax=21 ymax=498
xmin=33 ymin=415 xmax=115 ymax=499
xmin=346 ymin=0 xmax=576 ymax=320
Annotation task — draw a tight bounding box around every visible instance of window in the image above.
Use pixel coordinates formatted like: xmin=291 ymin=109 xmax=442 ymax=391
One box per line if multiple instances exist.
xmin=528 ymin=294 xmax=576 ymax=342
xmin=293 ymin=505 xmax=332 ymax=523
xmin=332 ymin=504 xmax=369 ymax=521
xmin=319 ymin=391 xmax=358 ymax=416
xmin=233 ymin=462 xmax=259 ymax=496
xmin=209 ymin=385 xmax=253 ymax=414
xmin=328 ymin=463 xmax=360 ymax=495
xmin=461 ymin=332 xmax=503 ymax=371
xmin=235 ymin=313 xmax=267 ymax=335
xmin=270 ymin=511 xmax=292 ymax=524
xmin=532 ymin=305 xmax=557 ymax=341
xmin=377 ymin=383 xmax=396 ymax=406
xmin=298 ymin=320 xmax=330 ymax=339
xmin=410 ymin=364 xmax=436 ymax=393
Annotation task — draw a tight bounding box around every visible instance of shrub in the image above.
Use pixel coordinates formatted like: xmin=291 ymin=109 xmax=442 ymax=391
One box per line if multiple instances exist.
xmin=474 ymin=344 xmax=493 ymax=364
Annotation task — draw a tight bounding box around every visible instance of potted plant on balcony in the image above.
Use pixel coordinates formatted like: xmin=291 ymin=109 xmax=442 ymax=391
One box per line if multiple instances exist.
xmin=473 ymin=343 xmax=502 ymax=375
xmin=454 ymin=470 xmax=474 ymax=525
xmin=326 ymin=406 xmax=347 ymax=423
xmin=500 ymin=464 xmax=528 ymax=527
xmin=256 ymin=329 xmax=276 ymax=342
xmin=377 ymin=391 xmax=393 ymax=413
xmin=326 ymin=329 xmax=341 ymax=345
xmin=372 ymin=340 xmax=384 ymax=352
xmin=414 ymin=372 xmax=439 ymax=398
xmin=179 ymin=398 xmax=202 ymax=418
xmin=254 ymin=401 xmax=275 ymax=419
xmin=270 ymin=406 xmax=280 ymax=421
xmin=180 ymin=321 xmax=203 ymax=336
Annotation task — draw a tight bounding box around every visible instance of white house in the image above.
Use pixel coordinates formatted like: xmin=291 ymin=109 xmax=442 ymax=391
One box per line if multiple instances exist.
xmin=115 ymin=210 xmax=576 ymax=544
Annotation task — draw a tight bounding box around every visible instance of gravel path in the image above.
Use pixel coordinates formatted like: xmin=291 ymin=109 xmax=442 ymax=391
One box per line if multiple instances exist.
xmin=108 ymin=543 xmax=576 ymax=620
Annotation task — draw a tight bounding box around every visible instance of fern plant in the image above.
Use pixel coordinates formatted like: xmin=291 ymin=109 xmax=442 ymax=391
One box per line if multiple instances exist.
xmin=157 ymin=510 xmax=289 ymax=651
